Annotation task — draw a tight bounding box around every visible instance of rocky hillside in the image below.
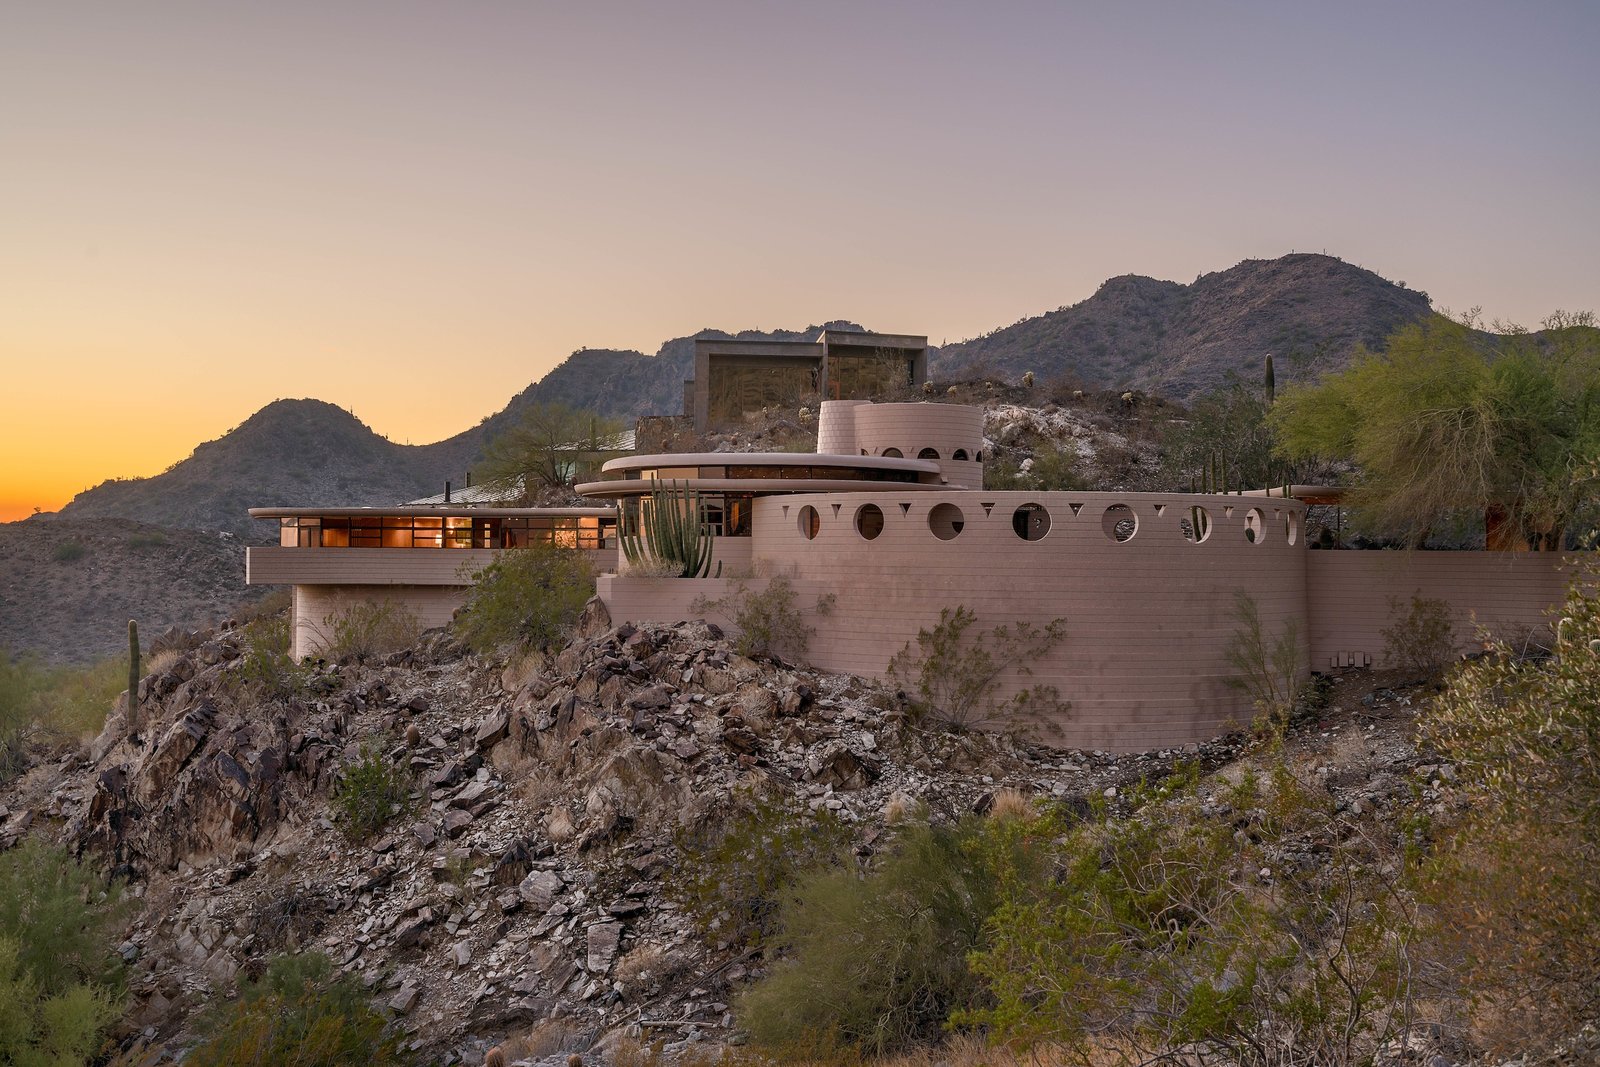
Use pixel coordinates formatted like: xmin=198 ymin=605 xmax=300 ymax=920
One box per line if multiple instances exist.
xmin=0 ymin=516 xmax=265 ymax=665
xmin=0 ymin=600 xmax=1492 ymax=1066
xmin=932 ymin=254 xmax=1433 ymax=399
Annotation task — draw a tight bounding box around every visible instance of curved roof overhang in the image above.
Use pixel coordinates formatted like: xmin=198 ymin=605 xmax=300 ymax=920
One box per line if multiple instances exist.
xmin=248 ymin=506 xmax=617 ymax=520
xmin=597 ymin=451 xmax=940 ymax=477
xmin=1236 ymin=486 xmax=1347 ymax=506
xmin=576 ymin=478 xmax=953 ymax=500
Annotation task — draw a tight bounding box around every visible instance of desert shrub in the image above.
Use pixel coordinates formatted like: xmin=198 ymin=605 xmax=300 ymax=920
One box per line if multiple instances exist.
xmin=234 ymin=611 xmax=309 ymax=701
xmin=187 ymin=951 xmax=409 ymax=1067
xmin=318 ymin=599 xmax=420 ymax=664
xmin=983 ymin=456 xmax=1026 ymax=491
xmin=126 ymin=533 xmax=168 ymax=550
xmin=886 ymin=606 xmax=1068 ymax=730
xmin=454 ymin=544 xmax=594 ymax=655
xmin=1027 ymin=441 xmax=1091 ymax=491
xmin=739 ymin=814 xmax=1053 ymax=1055
xmin=672 ymin=796 xmax=852 ymax=950
xmin=0 ymin=839 xmax=126 ymax=1065
xmin=961 ymin=769 xmax=1415 ymax=1067
xmin=1223 ymin=591 xmax=1304 ymax=733
xmin=1415 ymin=571 xmax=1600 ymax=1056
xmin=51 ymin=542 xmax=86 ymax=563
xmin=333 ymin=744 xmax=411 ymax=841
xmin=0 ymin=651 xmax=47 ymax=779
xmin=0 ymin=653 xmax=125 ymax=777
xmin=691 ymin=576 xmax=829 ymax=663
xmin=1381 ymin=592 xmax=1457 ymax=681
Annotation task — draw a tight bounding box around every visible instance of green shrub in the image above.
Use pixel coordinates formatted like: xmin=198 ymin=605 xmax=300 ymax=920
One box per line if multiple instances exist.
xmin=233 ymin=612 xmax=309 ymax=702
xmin=188 ymin=952 xmax=409 ymax=1067
xmin=333 ymin=744 xmax=411 ymax=841
xmin=1223 ymin=590 xmax=1304 ymax=733
xmin=1027 ymin=441 xmax=1091 ymax=491
xmin=51 ymin=542 xmax=86 ymax=563
xmin=0 ymin=840 xmax=126 ymax=1065
xmin=1381 ymin=592 xmax=1457 ymax=681
xmin=318 ymin=600 xmax=420 ymax=664
xmin=961 ymin=770 xmax=1413 ymax=1066
xmin=691 ymin=576 xmax=828 ymax=663
xmin=671 ymin=796 xmax=852 ymax=950
xmin=1 ymin=653 xmax=126 ymax=779
xmin=454 ymin=544 xmax=594 ymax=655
xmin=738 ymin=814 xmax=1051 ymax=1055
xmin=885 ymin=606 xmax=1068 ymax=730
xmin=1416 ymin=569 xmax=1600 ymax=1056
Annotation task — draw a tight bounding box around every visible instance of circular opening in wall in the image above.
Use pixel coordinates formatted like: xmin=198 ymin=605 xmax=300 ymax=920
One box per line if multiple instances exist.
xmin=1244 ymin=507 xmax=1266 ymax=544
xmin=1284 ymin=510 xmax=1299 ymax=546
xmin=855 ymin=503 xmax=885 ymax=540
xmin=918 ymin=447 xmax=941 ymax=460
xmin=1180 ymin=505 xmax=1213 ymax=543
xmin=952 ymin=448 xmax=969 ymax=461
xmin=1101 ymin=503 xmax=1137 ymax=543
xmin=798 ymin=505 xmax=820 ymax=541
xmin=881 ymin=447 xmax=903 ymax=458
xmin=1012 ymin=503 xmax=1051 ymax=541
xmin=928 ymin=502 xmax=964 ymax=540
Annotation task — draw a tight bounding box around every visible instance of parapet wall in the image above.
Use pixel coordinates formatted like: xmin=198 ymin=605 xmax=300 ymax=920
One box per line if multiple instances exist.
xmin=816 ymin=401 xmax=984 ymax=487
xmin=291 ymin=584 xmax=468 ymax=661
xmin=1306 ymin=551 xmax=1577 ymax=668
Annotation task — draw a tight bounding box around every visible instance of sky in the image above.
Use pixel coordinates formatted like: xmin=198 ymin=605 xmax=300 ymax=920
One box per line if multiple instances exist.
xmin=2 ymin=1 xmax=1597 ymax=522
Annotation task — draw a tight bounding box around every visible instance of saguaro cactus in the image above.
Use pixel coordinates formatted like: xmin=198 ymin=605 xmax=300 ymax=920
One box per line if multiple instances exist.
xmin=619 ymin=479 xmax=715 ymax=578
xmin=127 ymin=619 xmax=140 ymax=733
xmin=1264 ymin=353 xmax=1276 ymax=404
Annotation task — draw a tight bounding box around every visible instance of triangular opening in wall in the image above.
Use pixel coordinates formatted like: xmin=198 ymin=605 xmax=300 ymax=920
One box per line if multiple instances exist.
xmin=980 ymin=501 xmax=994 ymax=516
xmin=831 ymin=504 xmax=842 ymax=517
xmin=1223 ymin=505 xmax=1235 ymax=519
xmin=899 ymin=503 xmax=911 ymax=515
xmin=1152 ymin=504 xmax=1166 ymax=516
xmin=1068 ymin=503 xmax=1083 ymax=516
xmin=782 ymin=505 xmax=790 ymax=518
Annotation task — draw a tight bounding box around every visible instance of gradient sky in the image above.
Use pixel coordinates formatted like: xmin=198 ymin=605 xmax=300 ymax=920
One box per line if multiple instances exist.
xmin=3 ymin=1 xmax=1597 ymax=522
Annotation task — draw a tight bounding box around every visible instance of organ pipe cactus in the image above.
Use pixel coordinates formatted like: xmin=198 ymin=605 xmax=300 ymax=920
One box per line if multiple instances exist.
xmin=619 ymin=479 xmax=715 ymax=578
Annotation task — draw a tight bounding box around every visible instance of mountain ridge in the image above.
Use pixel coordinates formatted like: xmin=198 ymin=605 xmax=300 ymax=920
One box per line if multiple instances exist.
xmin=56 ymin=254 xmax=1431 ymax=536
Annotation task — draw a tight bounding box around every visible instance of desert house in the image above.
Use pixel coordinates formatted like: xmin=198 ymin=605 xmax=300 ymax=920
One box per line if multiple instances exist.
xmin=247 ymin=398 xmax=1578 ymax=751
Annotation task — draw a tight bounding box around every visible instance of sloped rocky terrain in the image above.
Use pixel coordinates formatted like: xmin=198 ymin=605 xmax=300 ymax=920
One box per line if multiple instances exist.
xmin=0 ymin=515 xmax=264 ymax=665
xmin=0 ymin=591 xmax=1492 ymax=1065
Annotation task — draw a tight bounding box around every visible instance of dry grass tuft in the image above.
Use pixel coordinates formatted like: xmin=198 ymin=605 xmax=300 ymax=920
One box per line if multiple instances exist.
xmin=494 ymin=1016 xmax=585 ymax=1061
xmin=144 ymin=648 xmax=184 ymax=678
xmin=987 ymin=787 xmax=1035 ymax=822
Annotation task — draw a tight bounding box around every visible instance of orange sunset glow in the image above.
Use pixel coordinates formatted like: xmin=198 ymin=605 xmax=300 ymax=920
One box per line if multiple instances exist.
xmin=3 ymin=3 xmax=1597 ymax=523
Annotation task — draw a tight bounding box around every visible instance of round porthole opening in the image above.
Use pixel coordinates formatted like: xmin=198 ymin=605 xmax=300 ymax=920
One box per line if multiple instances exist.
xmin=1012 ymin=503 xmax=1051 ymax=541
xmin=1101 ymin=503 xmax=1137 ymax=543
xmin=929 ymin=502 xmax=964 ymax=540
xmin=855 ymin=503 xmax=885 ymax=540
xmin=798 ymin=505 xmax=820 ymax=541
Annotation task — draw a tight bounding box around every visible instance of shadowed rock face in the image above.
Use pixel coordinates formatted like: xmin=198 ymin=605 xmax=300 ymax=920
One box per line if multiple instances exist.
xmin=931 ymin=253 xmax=1433 ymax=400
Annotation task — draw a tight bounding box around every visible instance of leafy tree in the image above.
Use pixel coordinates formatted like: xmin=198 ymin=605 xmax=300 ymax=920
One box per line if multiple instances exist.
xmin=453 ymin=544 xmax=594 ymax=655
xmin=1268 ymin=313 xmax=1600 ymax=547
xmin=476 ymin=403 xmax=624 ymax=499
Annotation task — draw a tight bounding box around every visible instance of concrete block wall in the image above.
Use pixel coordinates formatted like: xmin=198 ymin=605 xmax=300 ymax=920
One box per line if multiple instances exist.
xmin=817 ymin=401 xmax=985 ymax=488
xmin=1306 ymin=551 xmax=1576 ymax=668
xmin=292 ymin=584 xmax=468 ymax=661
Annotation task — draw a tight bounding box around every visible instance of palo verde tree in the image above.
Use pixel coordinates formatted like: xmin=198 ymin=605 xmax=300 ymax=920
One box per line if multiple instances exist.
xmin=1268 ymin=311 xmax=1600 ymax=548
xmin=476 ymin=402 xmax=624 ymax=501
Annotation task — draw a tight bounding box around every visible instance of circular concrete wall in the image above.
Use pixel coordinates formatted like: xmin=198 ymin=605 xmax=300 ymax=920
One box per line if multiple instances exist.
xmin=817 ymin=401 xmax=984 ymax=487
xmin=751 ymin=490 xmax=1309 ymax=751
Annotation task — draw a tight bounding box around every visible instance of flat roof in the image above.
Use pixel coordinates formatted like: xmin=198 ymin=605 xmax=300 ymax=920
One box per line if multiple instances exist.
xmin=248 ymin=507 xmax=616 ymax=519
xmin=576 ymin=478 xmax=952 ymax=499
xmin=598 ymin=452 xmax=940 ymax=475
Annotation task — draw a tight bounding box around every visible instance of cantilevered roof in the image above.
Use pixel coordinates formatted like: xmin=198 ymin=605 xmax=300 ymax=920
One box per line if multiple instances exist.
xmin=247 ymin=507 xmax=616 ymax=520
xmin=597 ymin=452 xmax=939 ymax=476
